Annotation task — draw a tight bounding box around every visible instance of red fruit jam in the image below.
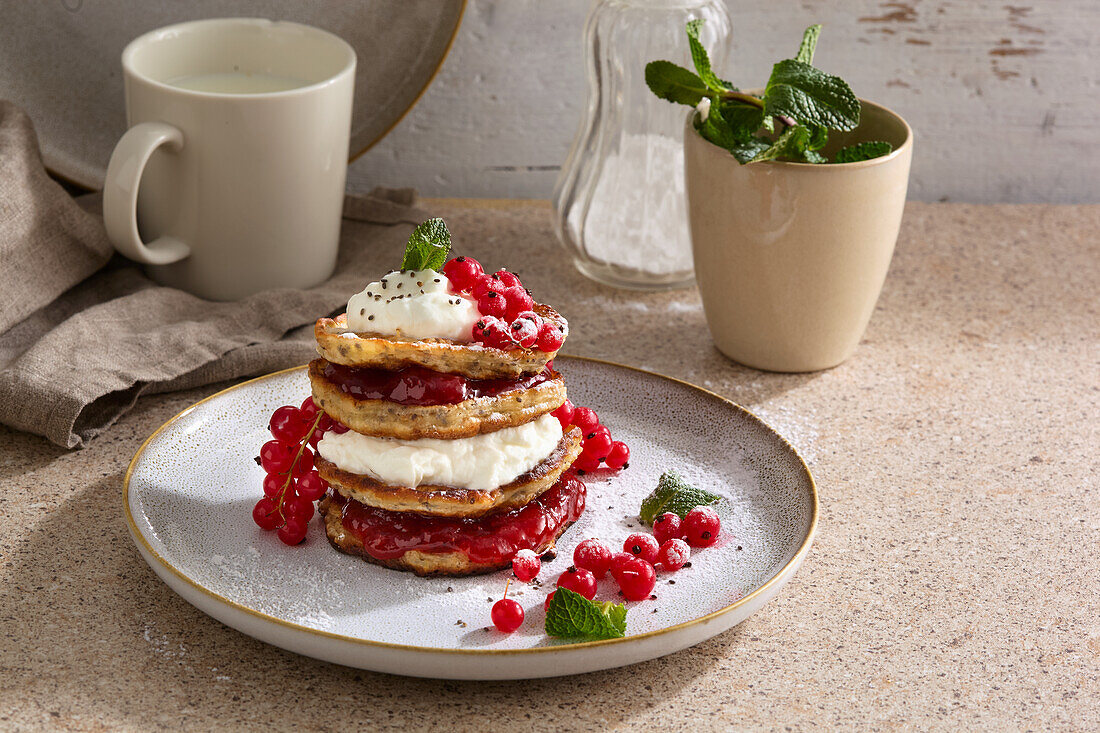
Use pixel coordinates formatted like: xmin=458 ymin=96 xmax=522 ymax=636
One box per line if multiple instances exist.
xmin=333 ymin=474 xmax=586 ymax=565
xmin=321 ymin=362 xmax=554 ymax=406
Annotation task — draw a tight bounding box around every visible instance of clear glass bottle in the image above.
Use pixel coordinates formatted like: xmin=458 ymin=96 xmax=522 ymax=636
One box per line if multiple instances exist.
xmin=553 ymin=0 xmax=731 ymax=290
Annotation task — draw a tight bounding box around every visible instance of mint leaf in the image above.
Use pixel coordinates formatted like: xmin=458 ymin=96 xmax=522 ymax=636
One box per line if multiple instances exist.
xmin=834 ymin=140 xmax=893 ymax=163
xmin=721 ymin=100 xmax=766 ymax=142
xmin=645 ymin=60 xmax=709 ymax=106
xmin=796 ymin=24 xmax=822 ymax=64
xmin=545 ymin=588 xmax=627 ymax=640
xmin=400 ymin=218 xmax=451 ymax=271
xmin=802 ymin=149 xmax=828 ymax=163
xmin=806 ymin=123 xmax=829 ymax=151
xmin=685 ymin=19 xmax=728 ymax=92
xmin=749 ymin=125 xmax=812 ymax=163
xmin=695 ymin=104 xmax=739 ymax=149
xmin=639 ymin=471 xmax=722 ymax=524
xmin=763 ymin=59 xmax=860 ymax=131
xmin=730 ymin=137 xmax=773 ymax=163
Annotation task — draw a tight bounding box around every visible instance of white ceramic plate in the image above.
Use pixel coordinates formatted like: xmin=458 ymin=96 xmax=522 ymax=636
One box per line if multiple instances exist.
xmin=124 ymin=356 xmax=817 ymax=679
xmin=0 ymin=0 xmax=464 ymax=190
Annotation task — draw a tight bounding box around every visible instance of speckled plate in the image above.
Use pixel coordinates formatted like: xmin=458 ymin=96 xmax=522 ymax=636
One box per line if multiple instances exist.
xmin=124 ymin=356 xmax=817 ymax=679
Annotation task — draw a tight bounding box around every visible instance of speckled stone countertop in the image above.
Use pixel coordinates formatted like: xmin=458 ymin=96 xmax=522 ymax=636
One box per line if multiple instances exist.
xmin=1 ymin=201 xmax=1097 ymax=731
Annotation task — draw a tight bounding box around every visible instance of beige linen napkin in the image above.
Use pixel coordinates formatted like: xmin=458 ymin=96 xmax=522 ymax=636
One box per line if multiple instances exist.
xmin=0 ymin=101 xmax=429 ymax=448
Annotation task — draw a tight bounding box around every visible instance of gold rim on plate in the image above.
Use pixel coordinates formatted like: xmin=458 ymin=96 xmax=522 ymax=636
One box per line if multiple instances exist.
xmin=123 ymin=355 xmax=818 ymax=657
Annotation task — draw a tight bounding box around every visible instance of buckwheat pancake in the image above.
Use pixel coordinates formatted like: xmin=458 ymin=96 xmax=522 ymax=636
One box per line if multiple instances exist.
xmin=308 ymin=359 xmax=567 ymax=440
xmin=315 ymin=426 xmax=582 ymax=518
xmin=314 ymin=304 xmax=568 ymax=379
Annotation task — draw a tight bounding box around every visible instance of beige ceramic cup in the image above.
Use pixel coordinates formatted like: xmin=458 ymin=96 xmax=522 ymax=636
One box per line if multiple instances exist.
xmin=684 ymin=100 xmax=912 ymax=372
xmin=103 ymin=19 xmax=355 ymax=301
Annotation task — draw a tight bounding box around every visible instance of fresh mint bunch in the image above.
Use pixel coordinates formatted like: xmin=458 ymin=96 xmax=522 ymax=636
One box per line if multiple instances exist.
xmin=545 ymin=588 xmax=627 ymax=640
xmin=400 ymin=218 xmax=451 ymax=271
xmin=645 ymin=22 xmax=893 ymax=164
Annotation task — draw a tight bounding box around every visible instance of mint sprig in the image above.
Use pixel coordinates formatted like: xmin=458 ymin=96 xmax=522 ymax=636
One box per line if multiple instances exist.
xmin=645 ymin=22 xmax=893 ymax=164
xmin=545 ymin=588 xmax=627 ymax=640
xmin=835 ymin=140 xmax=894 ymax=163
xmin=639 ymin=471 xmax=721 ymax=524
xmin=400 ymin=218 xmax=451 ymax=271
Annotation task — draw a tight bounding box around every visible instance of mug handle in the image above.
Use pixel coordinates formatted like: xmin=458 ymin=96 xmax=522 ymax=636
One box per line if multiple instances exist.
xmin=102 ymin=121 xmax=191 ymax=265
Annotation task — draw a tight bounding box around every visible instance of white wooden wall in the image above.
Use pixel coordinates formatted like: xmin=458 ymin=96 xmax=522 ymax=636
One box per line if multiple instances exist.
xmin=347 ymin=0 xmax=1097 ymax=204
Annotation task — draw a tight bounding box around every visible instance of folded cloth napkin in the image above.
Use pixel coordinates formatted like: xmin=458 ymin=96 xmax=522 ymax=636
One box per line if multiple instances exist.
xmin=0 ymin=102 xmax=430 ymax=448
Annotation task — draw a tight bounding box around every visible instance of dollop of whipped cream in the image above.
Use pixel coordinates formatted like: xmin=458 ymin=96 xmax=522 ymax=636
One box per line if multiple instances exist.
xmin=317 ymin=414 xmax=563 ymax=491
xmin=345 ymin=269 xmax=480 ymax=341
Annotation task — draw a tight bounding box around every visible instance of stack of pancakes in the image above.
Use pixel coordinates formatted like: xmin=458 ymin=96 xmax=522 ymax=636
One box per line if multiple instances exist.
xmin=310 ymin=308 xmax=585 ymax=576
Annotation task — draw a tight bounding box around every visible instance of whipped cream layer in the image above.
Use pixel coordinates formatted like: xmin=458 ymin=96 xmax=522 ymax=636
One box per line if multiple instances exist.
xmin=345 ymin=269 xmax=480 ymax=342
xmin=317 ymin=414 xmax=564 ymax=491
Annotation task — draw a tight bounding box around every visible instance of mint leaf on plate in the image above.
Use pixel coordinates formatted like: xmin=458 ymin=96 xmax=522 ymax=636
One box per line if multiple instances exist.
xmin=763 ymin=59 xmax=860 ymax=131
xmin=645 ymin=60 xmax=709 ymax=106
xmin=835 ymin=140 xmax=893 ymax=163
xmin=545 ymin=588 xmax=627 ymax=640
xmin=400 ymin=218 xmax=451 ymax=271
xmin=795 ymin=24 xmax=822 ymax=65
xmin=639 ymin=471 xmax=721 ymax=524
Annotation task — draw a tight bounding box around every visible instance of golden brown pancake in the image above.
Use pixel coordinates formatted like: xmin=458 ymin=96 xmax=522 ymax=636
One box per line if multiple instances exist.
xmin=308 ymin=359 xmax=567 ymax=440
xmin=315 ymin=426 xmax=582 ymax=518
xmin=314 ymin=304 xmax=567 ymax=379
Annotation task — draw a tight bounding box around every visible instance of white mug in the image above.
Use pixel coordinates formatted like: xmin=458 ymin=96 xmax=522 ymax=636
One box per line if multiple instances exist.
xmin=103 ymin=18 xmax=356 ymax=300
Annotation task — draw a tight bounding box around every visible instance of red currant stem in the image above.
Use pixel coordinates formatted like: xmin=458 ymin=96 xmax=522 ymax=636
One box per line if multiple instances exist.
xmin=273 ymin=410 xmax=325 ymax=526
xmin=502 ymin=578 xmax=512 ymax=601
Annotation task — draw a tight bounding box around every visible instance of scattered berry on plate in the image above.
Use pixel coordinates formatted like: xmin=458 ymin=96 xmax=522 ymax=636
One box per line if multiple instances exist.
xmin=624 ymin=533 xmax=661 ymax=564
xmin=615 ymin=556 xmax=657 ymax=601
xmin=573 ymin=538 xmax=613 ymax=578
xmin=683 ymin=506 xmax=722 ymax=547
xmin=511 ymin=548 xmax=541 ymax=582
xmin=556 ymin=566 xmax=598 ymax=600
xmin=652 ymin=512 xmax=682 ymax=545
xmin=491 ymin=580 xmax=524 ymax=633
xmin=656 ymin=538 xmax=691 ymax=571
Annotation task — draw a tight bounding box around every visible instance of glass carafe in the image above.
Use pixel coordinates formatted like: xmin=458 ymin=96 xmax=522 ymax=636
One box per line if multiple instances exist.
xmin=553 ymin=0 xmax=731 ymax=290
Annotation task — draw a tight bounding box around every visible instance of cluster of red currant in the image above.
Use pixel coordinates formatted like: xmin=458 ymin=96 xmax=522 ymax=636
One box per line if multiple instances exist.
xmin=490 ymin=508 xmax=722 ymax=633
xmin=252 ymin=397 xmax=347 ymax=545
xmin=551 ymin=401 xmax=629 ymax=472
xmin=440 ymin=256 xmax=565 ymax=352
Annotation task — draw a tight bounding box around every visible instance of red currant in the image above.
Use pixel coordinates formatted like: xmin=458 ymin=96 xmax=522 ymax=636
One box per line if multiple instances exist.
xmin=296 ymin=470 xmax=327 ymax=501
xmin=493 ymin=269 xmax=523 ymax=288
xmin=262 ymin=472 xmax=285 ymax=499
xmin=502 ymin=286 xmax=534 ymax=320
xmin=604 ymin=441 xmax=630 ymax=470
xmin=551 ymin=399 xmax=574 ymax=429
xmin=609 ymin=551 xmax=634 ymax=581
xmin=291 ymin=446 xmax=315 ymax=476
xmin=573 ymin=454 xmax=601 ymax=473
xmin=508 ymin=317 xmax=539 ymax=348
xmin=283 ymin=495 xmax=315 ymax=522
xmin=615 ymin=556 xmax=656 ymax=601
xmin=299 ymin=396 xmax=320 ymax=422
xmin=491 ymin=598 xmax=524 ymax=633
xmin=556 ymin=566 xmax=598 ymax=600
xmin=474 ymin=316 xmax=513 ymax=349
xmin=252 ymin=498 xmax=281 ymax=530
xmin=582 ymin=430 xmax=613 ymax=461
xmin=269 ymin=405 xmax=307 ymax=443
xmin=624 ymin=533 xmax=660 ymax=564
xmin=573 ymin=538 xmax=613 ymax=578
xmin=259 ymin=440 xmax=296 ymax=474
xmin=511 ymin=548 xmax=541 ymax=582
xmin=652 ymin=512 xmax=682 ymax=545
xmin=441 ymin=256 xmax=484 ymax=292
xmin=572 ymin=407 xmax=599 ymax=434
xmin=656 ymin=538 xmax=691 ymax=571
xmin=476 ymin=289 xmax=508 ymax=318
xmin=543 ymin=591 xmax=556 ymax=612
xmin=307 ymin=414 xmax=333 ymax=448
xmin=537 ymin=321 xmax=565 ymax=352
xmin=471 ymin=273 xmax=501 ymax=299
xmin=277 ymin=517 xmax=307 ymax=545
xmin=683 ymin=506 xmax=721 ymax=547
xmin=330 ymin=421 xmax=349 ymax=435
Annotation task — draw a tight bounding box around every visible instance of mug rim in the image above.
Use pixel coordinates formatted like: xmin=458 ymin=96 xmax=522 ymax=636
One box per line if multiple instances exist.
xmin=686 ymin=97 xmax=913 ymax=170
xmin=121 ymin=17 xmax=356 ymax=100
